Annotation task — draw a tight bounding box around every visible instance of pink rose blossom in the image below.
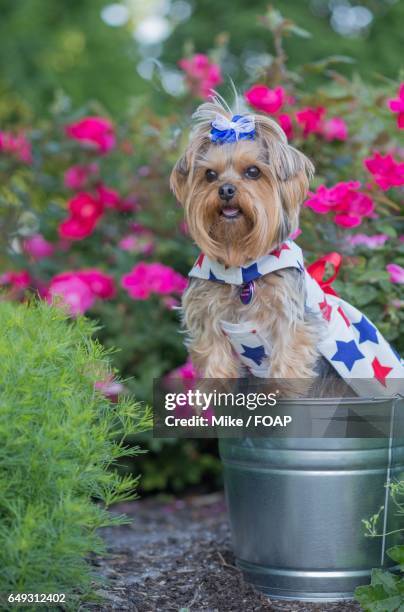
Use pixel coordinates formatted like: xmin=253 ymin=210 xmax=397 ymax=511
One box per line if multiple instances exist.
xmin=296 ymin=107 xmax=326 ymax=137
xmin=48 ymin=276 xmax=95 ymax=316
xmin=65 ymin=116 xmax=116 ymax=153
xmin=118 ymin=233 xmax=154 ymax=255
xmin=386 ymin=263 xmax=404 ymax=284
xmin=96 ymin=184 xmax=121 ymax=210
xmin=0 ymin=131 xmax=32 ymax=163
xmin=68 ymin=192 xmax=104 ymax=220
xmin=75 ymin=269 xmax=116 ymax=299
xmin=179 ymin=53 xmax=222 ymax=99
xmin=0 ymin=270 xmax=31 ymax=291
xmin=121 ymin=262 xmax=187 ymax=300
xmin=278 ymin=113 xmax=294 ymax=139
xmin=24 ymin=234 xmax=54 ymax=259
xmin=64 ymin=163 xmax=99 ymax=190
xmin=168 ymin=358 xmax=198 ymax=380
xmin=52 ymin=270 xmax=115 ymax=300
xmin=58 ymin=193 xmax=104 ymax=240
xmin=305 ymin=181 xmax=374 ymax=228
xmin=244 ymin=85 xmax=285 ymax=114
xmin=322 ymin=117 xmax=348 ymax=141
xmin=58 ymin=217 xmax=96 ymax=240
xmin=364 ymin=152 xmax=404 ymax=190
xmin=346 ymin=234 xmax=389 ymax=249
xmin=388 ymin=84 xmax=404 ymax=129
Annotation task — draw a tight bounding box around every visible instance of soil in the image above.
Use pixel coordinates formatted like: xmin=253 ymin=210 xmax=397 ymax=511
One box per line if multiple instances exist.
xmin=89 ymin=493 xmax=361 ymax=612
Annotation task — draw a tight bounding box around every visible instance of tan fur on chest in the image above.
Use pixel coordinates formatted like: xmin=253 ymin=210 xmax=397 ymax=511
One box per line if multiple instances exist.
xmin=182 ymin=271 xmax=320 ymax=378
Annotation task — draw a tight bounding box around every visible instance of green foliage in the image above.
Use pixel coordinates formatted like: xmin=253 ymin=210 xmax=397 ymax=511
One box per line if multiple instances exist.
xmin=0 ymin=301 xmax=151 ymax=609
xmin=356 ymin=475 xmax=404 ymax=609
xmin=355 ymin=561 xmax=404 ymax=611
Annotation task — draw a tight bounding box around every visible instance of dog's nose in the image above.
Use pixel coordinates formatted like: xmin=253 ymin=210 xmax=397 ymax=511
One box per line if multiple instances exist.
xmin=219 ymin=183 xmax=236 ymax=201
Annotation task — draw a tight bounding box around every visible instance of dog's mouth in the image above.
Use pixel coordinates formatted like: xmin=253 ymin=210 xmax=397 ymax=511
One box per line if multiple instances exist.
xmin=220 ymin=204 xmax=242 ymax=220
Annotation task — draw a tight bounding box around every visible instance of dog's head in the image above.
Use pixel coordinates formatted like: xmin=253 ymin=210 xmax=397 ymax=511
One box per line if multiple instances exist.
xmin=170 ymin=98 xmax=314 ymax=267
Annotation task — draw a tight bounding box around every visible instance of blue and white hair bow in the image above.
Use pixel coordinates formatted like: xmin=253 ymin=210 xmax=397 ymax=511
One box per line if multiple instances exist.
xmin=210 ymin=113 xmax=256 ymax=144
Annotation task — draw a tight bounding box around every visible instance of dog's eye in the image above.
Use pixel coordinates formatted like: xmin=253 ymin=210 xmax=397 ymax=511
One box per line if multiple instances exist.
xmin=245 ymin=166 xmax=261 ymax=179
xmin=205 ymin=169 xmax=218 ymax=183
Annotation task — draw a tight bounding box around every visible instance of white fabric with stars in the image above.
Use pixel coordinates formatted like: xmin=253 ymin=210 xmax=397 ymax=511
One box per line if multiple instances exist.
xmin=188 ymin=240 xmax=404 ymax=396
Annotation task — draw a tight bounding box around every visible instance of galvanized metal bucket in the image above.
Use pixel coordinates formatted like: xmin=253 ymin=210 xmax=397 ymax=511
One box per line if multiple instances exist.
xmin=219 ymin=396 xmax=404 ymax=602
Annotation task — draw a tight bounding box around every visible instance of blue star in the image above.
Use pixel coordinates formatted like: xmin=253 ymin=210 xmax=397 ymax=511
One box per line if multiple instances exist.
xmin=209 ymin=270 xmax=224 ymax=283
xmin=241 ymin=344 xmax=267 ymax=366
xmin=241 ymin=263 xmax=261 ymax=283
xmin=353 ymin=316 xmax=378 ymax=344
xmin=331 ymin=340 xmax=365 ymax=372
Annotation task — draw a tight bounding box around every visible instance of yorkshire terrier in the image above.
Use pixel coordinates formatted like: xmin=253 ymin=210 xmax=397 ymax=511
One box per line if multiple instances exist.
xmin=170 ymin=96 xmax=403 ymax=394
xmin=170 ymin=96 xmax=321 ymax=380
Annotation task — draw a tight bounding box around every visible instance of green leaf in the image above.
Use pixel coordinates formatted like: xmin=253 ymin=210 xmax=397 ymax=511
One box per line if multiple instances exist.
xmin=371 ymin=568 xmax=400 ymax=593
xmin=388 ymin=546 xmax=404 ymax=567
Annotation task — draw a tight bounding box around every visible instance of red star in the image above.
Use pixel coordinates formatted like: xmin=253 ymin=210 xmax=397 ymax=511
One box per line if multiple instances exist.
xmin=196 ymin=253 xmax=205 ymax=267
xmin=319 ymin=298 xmax=332 ymax=322
xmin=372 ymin=357 xmax=393 ymax=387
xmin=270 ymin=243 xmax=290 ymax=258
xmin=338 ymin=306 xmax=350 ymax=327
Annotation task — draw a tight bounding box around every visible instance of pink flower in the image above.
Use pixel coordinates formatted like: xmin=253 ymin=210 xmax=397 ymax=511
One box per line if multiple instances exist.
xmin=346 ymin=233 xmax=389 ymax=248
xmin=0 ymin=270 xmax=31 ymax=291
xmin=305 ymin=181 xmax=375 ymax=228
xmin=179 ymin=53 xmax=222 ymax=99
xmin=322 ymin=117 xmax=348 ymax=141
xmin=64 ymin=163 xmax=99 ymax=190
xmin=168 ymin=358 xmax=198 ymax=380
xmin=48 ymin=276 xmax=95 ymax=316
xmin=96 ymin=184 xmax=120 ymax=209
xmin=118 ymin=233 xmax=154 ymax=255
xmin=95 ymin=377 xmax=125 ymax=400
xmin=58 ymin=217 xmax=96 ymax=240
xmin=65 ymin=116 xmax=116 ymax=154
xmin=121 ymin=262 xmax=187 ymax=300
xmin=0 ymin=131 xmax=32 ymax=163
xmin=68 ymin=192 xmax=104 ymax=220
xmin=386 ymin=263 xmax=404 ymax=284
xmin=296 ymin=107 xmax=326 ymax=137
xmin=333 ymin=214 xmax=362 ymax=228
xmin=52 ymin=270 xmax=115 ymax=299
xmin=58 ymin=193 xmax=104 ymax=240
xmin=24 ymin=234 xmax=54 ymax=259
xmin=75 ymin=269 xmax=116 ymax=299
xmin=289 ymin=228 xmax=302 ymax=240
xmin=278 ymin=113 xmax=294 ymax=139
xmin=244 ymin=85 xmax=285 ymax=114
xmin=364 ymin=152 xmax=404 ymax=190
xmin=388 ymin=84 xmax=404 ymax=129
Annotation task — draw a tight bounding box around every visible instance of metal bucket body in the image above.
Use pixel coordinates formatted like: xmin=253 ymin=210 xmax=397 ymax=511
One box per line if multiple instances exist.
xmin=219 ymin=398 xmax=404 ymax=602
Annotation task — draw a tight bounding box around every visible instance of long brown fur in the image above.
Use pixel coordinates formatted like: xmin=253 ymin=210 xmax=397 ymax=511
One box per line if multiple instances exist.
xmin=171 ymin=97 xmax=321 ymax=378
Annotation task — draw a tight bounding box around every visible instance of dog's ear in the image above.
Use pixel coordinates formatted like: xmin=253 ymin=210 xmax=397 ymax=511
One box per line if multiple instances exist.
xmin=255 ymin=114 xmax=314 ymax=233
xmin=170 ymin=150 xmax=190 ymax=205
xmin=256 ymin=114 xmax=314 ymax=182
xmin=170 ymin=128 xmax=211 ymax=205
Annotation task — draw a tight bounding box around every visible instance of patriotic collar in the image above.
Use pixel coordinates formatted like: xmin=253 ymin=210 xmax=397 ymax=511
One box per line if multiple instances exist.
xmin=188 ymin=240 xmax=303 ymax=286
xmin=188 ymin=240 xmax=404 ymax=396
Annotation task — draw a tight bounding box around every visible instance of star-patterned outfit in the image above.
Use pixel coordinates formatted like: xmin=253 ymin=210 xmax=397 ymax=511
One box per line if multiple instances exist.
xmin=188 ymin=240 xmax=404 ymax=396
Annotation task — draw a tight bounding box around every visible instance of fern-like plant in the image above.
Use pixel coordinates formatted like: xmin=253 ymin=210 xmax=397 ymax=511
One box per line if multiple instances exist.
xmin=0 ymin=301 xmax=150 ymax=610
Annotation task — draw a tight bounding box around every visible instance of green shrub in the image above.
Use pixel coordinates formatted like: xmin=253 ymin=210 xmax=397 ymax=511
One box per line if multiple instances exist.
xmin=0 ymin=301 xmax=150 ymax=610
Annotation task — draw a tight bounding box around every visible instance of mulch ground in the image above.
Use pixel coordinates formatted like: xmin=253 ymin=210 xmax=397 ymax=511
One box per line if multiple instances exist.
xmin=89 ymin=493 xmax=361 ymax=612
